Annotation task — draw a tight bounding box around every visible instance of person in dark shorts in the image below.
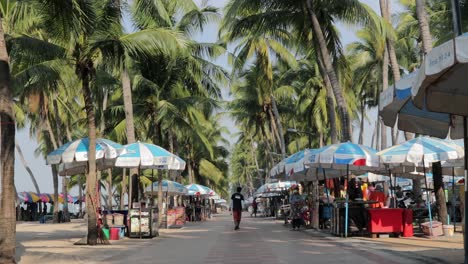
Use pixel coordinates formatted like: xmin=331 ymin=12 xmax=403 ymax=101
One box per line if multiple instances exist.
xmin=230 ymin=187 xmax=244 ymax=230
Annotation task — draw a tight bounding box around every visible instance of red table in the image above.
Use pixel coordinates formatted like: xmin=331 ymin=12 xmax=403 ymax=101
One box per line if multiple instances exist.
xmin=367 ymin=208 xmax=404 ymax=237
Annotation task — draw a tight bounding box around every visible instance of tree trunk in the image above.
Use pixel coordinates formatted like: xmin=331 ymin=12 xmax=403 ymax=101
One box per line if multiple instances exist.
xmin=306 ymin=0 xmax=351 ymax=142
xmin=0 ymin=17 xmax=16 ymax=264
xmin=122 ymin=67 xmax=138 ymax=208
xmin=433 ymin=162 xmax=448 ymax=224
xmin=51 ymin=165 xmax=59 ymax=223
xmin=270 ymin=97 xmax=286 ymax=158
xmin=415 ymin=0 xmax=433 ymax=54
xmin=312 ymin=180 xmax=320 ymax=229
xmin=120 ymin=168 xmax=126 ymax=210
xmin=157 ymin=172 xmax=163 ymax=227
xmin=81 ymin=61 xmax=98 ymax=245
xmin=107 ymin=168 xmax=113 ymax=210
xmin=15 ymin=141 xmax=40 ymax=194
xmin=358 ymin=102 xmax=365 ymax=145
xmin=188 ymin=159 xmax=194 ymax=184
xmin=78 ymin=175 xmax=83 ymax=217
xmin=317 ymin=57 xmax=338 ymax=144
xmin=413 ymin=178 xmax=422 ymax=206
xmin=52 ymin=94 xmax=69 ymax=222
xmin=268 ymin=107 xmax=280 ymax=151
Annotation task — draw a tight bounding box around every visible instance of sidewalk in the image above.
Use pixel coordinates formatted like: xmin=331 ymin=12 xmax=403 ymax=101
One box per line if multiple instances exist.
xmin=301 ymin=226 xmax=464 ymax=264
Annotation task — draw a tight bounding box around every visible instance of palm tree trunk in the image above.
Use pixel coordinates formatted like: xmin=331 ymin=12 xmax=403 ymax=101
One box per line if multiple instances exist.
xmin=318 ymin=57 xmax=338 ymax=144
xmin=15 ymin=141 xmax=41 ymax=194
xmin=380 ymin=42 xmax=389 ymax=150
xmin=270 ymin=96 xmax=286 ymax=158
xmin=107 ymin=168 xmax=113 ymax=210
xmin=268 ymin=107 xmax=281 ymax=152
xmin=44 ymin=113 xmax=60 ymax=223
xmin=81 ymin=61 xmax=98 ymax=245
xmin=0 ymin=17 xmax=16 ymax=264
xmin=358 ymin=103 xmax=365 ymax=145
xmin=52 ymin=95 xmax=70 ymax=222
xmin=306 ymin=0 xmax=351 ymax=142
xmin=122 ymin=67 xmax=138 ymax=208
xmin=433 ymin=162 xmax=448 ymax=224
xmin=415 ymin=0 xmax=433 ymax=54
xmin=120 ymin=169 xmax=126 ymax=210
xmin=78 ymin=175 xmax=83 ymax=217
xmin=157 ymin=172 xmax=163 ymax=227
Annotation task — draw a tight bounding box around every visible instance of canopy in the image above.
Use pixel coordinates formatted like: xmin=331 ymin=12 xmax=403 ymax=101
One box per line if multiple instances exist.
xmin=412 ymin=33 xmax=468 ymax=116
xmin=185 ymin=184 xmax=213 ymax=196
xmin=115 ymin=142 xmax=185 ymax=170
xmin=147 ymin=180 xmax=188 ymax=195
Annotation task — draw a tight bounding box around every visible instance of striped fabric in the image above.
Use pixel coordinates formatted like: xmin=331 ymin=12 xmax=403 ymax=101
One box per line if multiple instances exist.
xmin=377 ymin=136 xmax=464 ymax=167
xmin=149 ymin=180 xmax=188 ymax=195
xmin=115 ymin=142 xmax=185 ymax=170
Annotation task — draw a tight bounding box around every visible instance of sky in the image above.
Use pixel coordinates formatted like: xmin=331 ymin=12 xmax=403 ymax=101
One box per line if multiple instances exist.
xmin=13 ymin=0 xmax=404 ymax=195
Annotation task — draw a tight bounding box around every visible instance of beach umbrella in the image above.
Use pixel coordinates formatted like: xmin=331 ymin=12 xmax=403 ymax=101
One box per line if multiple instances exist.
xmin=59 ymin=193 xmax=74 ymax=203
xmin=305 ymin=142 xmax=380 ymax=237
xmin=115 ymin=142 xmax=185 ymax=170
xmin=284 ymin=149 xmax=311 ymax=179
xmin=39 ymin=193 xmax=53 ymax=203
xmin=379 ymin=70 xmax=460 ymax=139
xmin=47 ymin=138 xmax=123 ymax=165
xmin=185 ymin=184 xmax=211 ymax=196
xmin=147 ymin=180 xmax=188 ymax=195
xmin=215 ymin=199 xmax=227 ymax=204
xmin=18 ymin=192 xmax=41 ymax=203
xmin=377 ymin=136 xmax=464 ymax=235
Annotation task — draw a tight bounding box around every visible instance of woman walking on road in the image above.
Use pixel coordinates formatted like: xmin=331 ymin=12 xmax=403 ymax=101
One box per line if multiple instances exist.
xmin=230 ymin=187 xmax=244 ymax=230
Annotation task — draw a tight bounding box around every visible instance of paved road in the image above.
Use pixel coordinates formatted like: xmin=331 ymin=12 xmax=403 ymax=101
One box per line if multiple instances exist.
xmin=103 ymin=212 xmax=460 ymax=264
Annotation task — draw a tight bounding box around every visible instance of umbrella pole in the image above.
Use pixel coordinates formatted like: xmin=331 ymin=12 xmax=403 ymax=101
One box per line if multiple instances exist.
xmin=345 ymin=164 xmax=349 ymax=238
xmin=322 ymin=168 xmax=329 ymax=204
xmin=389 ymin=170 xmax=394 ymax=208
xmin=423 ymin=159 xmax=433 ymax=236
xmin=464 ymin=116 xmax=468 ymax=261
xmin=453 ymin=169 xmax=456 ymax=230
xmin=151 ymin=170 xmax=154 ymax=207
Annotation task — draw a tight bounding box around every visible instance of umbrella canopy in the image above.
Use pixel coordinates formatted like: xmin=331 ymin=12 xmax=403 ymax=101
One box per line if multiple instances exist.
xmin=379 ymin=71 xmax=459 ymax=139
xmin=47 ymin=138 xmax=123 ymax=165
xmin=185 ymin=184 xmax=212 ymax=196
xmin=284 ymin=149 xmax=310 ymax=177
xmin=147 ymin=180 xmax=188 ymax=195
xmin=305 ymin=142 xmax=380 ymax=171
xmin=17 ymin=192 xmax=41 ymax=203
xmin=215 ymin=199 xmax=227 ymax=204
xmin=377 ymin=136 xmax=464 ymax=168
xmin=115 ymin=142 xmax=185 ymax=170
xmin=39 ymin=193 xmax=53 ymax=203
xmin=412 ymin=33 xmax=468 ymax=116
xmin=59 ymin=193 xmax=74 ymax=203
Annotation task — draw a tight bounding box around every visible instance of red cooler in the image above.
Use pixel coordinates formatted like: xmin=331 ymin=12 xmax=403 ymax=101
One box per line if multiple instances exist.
xmin=403 ymin=209 xmax=414 ymax=237
xmin=110 ymin=227 xmax=120 ymax=240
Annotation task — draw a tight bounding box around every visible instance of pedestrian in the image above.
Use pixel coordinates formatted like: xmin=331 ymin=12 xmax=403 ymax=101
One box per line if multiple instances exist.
xmin=289 ymin=185 xmax=304 ymax=231
xmin=230 ymin=187 xmax=244 ymax=230
xmin=252 ymin=197 xmax=258 ymax=218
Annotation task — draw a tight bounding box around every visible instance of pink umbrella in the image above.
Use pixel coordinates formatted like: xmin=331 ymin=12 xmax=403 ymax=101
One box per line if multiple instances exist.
xmin=59 ymin=193 xmax=74 ymax=203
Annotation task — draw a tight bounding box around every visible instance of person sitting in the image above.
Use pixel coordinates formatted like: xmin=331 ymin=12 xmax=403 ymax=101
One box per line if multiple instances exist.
xmin=368 ymin=185 xmax=386 ymax=208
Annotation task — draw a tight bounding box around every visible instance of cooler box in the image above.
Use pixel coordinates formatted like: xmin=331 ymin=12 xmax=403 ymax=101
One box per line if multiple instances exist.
xmin=367 ymin=208 xmax=404 ymax=234
xmin=421 ymin=221 xmax=443 ymax=237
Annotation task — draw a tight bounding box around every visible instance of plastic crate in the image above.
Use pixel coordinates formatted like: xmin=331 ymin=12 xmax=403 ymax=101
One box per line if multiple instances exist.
xmin=421 ymin=221 xmax=443 ymax=236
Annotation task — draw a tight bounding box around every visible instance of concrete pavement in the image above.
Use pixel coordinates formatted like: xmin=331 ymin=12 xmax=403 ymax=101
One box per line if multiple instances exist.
xmin=16 ymin=212 xmax=464 ymax=264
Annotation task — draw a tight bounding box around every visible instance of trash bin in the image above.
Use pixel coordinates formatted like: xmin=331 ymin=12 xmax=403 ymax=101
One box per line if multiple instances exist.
xmin=102 ymin=228 xmax=110 ymax=240
xmin=442 ymin=225 xmax=454 ymax=237
xmin=110 ymin=227 xmax=120 ymax=240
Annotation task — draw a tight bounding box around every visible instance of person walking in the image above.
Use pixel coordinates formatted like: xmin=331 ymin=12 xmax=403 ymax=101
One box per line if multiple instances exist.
xmin=230 ymin=187 xmax=244 ymax=230
xmin=289 ymin=185 xmax=304 ymax=231
xmin=252 ymin=197 xmax=258 ymax=218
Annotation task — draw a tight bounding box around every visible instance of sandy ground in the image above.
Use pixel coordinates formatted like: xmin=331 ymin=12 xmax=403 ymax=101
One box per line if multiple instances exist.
xmin=15 ymin=214 xmax=465 ymax=264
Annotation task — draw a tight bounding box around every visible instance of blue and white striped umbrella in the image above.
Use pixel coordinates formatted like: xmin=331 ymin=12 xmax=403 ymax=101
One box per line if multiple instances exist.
xmin=115 ymin=142 xmax=185 ymax=170
xmin=148 ymin=180 xmax=188 ymax=195
xmin=47 ymin=138 xmax=123 ymax=164
xmin=305 ymin=142 xmax=380 ymax=171
xmin=284 ymin=149 xmax=310 ymax=177
xmin=185 ymin=184 xmax=212 ymax=196
xmin=377 ymin=136 xmax=464 ymax=167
